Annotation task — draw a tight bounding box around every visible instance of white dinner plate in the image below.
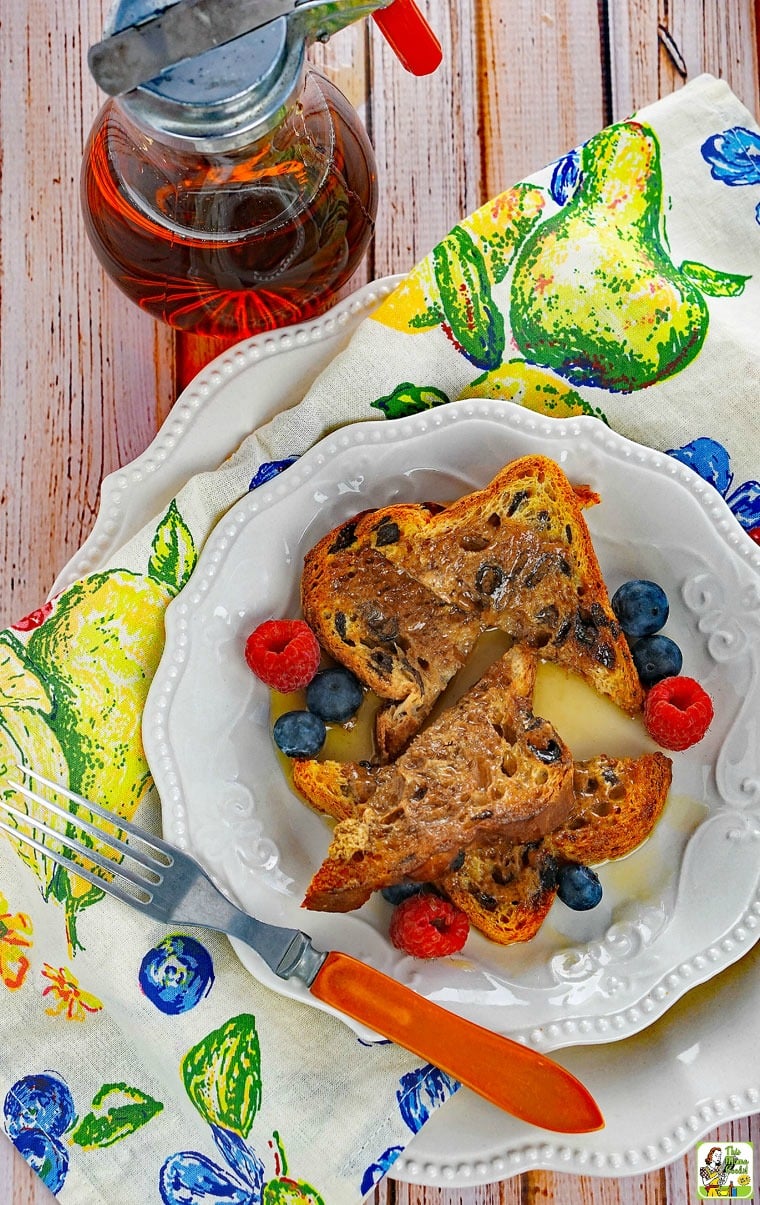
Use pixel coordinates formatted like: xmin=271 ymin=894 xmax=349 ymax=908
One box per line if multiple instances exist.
xmin=145 ymin=392 xmax=760 ymax=1053
xmin=57 ymin=279 xmax=760 ymax=1183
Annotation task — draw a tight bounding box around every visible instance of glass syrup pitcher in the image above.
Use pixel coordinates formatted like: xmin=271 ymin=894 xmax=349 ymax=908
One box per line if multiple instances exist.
xmin=80 ymin=0 xmax=441 ymax=341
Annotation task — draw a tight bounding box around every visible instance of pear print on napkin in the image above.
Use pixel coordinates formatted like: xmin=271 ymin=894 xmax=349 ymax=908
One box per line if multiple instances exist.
xmin=509 ymin=121 xmax=748 ymax=392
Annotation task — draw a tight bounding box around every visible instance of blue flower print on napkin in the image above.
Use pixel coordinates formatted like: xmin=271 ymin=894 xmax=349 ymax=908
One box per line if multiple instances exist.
xmin=550 ymin=148 xmax=582 ymax=206
xmin=360 ymin=1064 xmax=459 ymax=1196
xmin=160 ymin=1125 xmax=264 ymax=1205
xmin=249 ymin=457 xmax=299 ymax=491
xmin=360 ymin=1145 xmax=405 ymax=1195
xmin=396 ymin=1064 xmax=459 ymax=1132
xmin=701 ymin=126 xmax=760 ymax=225
xmin=667 ymin=437 xmax=760 ymax=539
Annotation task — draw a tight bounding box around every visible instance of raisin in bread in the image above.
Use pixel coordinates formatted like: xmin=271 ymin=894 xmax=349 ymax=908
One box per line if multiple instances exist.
xmin=302 ymin=646 xmax=575 ymax=912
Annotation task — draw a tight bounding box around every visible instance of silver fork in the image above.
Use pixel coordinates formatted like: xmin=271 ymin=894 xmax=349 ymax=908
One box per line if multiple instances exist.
xmin=0 ymin=763 xmax=606 ymax=1133
xmin=0 ymin=764 xmax=325 ymax=985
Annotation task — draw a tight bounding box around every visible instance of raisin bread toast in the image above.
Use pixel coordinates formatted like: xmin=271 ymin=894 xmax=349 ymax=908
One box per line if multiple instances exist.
xmin=350 ymin=455 xmax=643 ymax=716
xmin=442 ymin=751 xmax=672 ymax=942
xmin=302 ymin=646 xmax=575 ymax=912
xmin=547 ymin=751 xmax=672 ymax=864
xmin=294 ymin=747 xmax=672 ymax=942
xmin=440 ymin=840 xmax=558 ymax=944
xmin=301 ymin=522 xmax=482 ymax=761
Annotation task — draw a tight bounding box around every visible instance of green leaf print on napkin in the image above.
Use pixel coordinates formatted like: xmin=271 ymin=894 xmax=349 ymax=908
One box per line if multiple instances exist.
xmin=149 ymin=499 xmax=198 ymax=593
xmin=70 ymin=1083 xmax=164 ymax=1149
xmin=371 ymin=382 xmax=450 ymax=419
xmin=679 ymin=259 xmax=750 ymax=296
xmin=370 ymin=184 xmax=544 ymax=341
xmin=432 ymin=226 xmax=506 ymax=370
xmin=182 ymin=1014 xmax=262 ymax=1137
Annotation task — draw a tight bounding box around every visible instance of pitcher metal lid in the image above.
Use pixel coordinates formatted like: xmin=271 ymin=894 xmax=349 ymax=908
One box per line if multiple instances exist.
xmin=93 ymin=1 xmax=441 ymax=149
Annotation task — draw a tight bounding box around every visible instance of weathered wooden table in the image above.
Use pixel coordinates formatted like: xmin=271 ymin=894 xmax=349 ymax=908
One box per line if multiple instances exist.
xmin=1 ymin=2 xmax=759 ymax=1202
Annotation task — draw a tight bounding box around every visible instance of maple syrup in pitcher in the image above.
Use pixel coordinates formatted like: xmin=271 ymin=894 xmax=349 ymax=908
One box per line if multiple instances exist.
xmin=82 ymin=69 xmax=377 ymax=339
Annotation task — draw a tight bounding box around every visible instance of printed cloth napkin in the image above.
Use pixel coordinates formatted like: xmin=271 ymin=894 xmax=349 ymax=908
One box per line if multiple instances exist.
xmin=1 ymin=72 xmax=759 ymax=1205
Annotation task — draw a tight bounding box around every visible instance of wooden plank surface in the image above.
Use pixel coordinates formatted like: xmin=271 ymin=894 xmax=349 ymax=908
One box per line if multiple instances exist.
xmin=1 ymin=1 xmax=759 ymax=1202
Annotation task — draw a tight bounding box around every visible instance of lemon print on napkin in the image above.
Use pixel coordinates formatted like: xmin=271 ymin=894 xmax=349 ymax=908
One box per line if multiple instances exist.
xmin=0 ymin=634 xmax=69 ymax=902
xmin=2 ymin=501 xmax=197 ymax=953
xmin=458 ymin=360 xmax=608 ymax=421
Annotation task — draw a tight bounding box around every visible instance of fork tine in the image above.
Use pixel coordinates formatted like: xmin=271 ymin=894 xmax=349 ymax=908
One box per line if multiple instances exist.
xmin=0 ymin=816 xmax=152 ymax=910
xmin=0 ymin=796 xmax=160 ymax=896
xmin=16 ymin=765 xmax=176 ymax=861
xmin=6 ymin=777 xmax=168 ymax=873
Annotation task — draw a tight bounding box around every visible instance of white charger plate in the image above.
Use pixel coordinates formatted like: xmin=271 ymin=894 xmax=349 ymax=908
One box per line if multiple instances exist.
xmin=146 ymin=393 xmax=760 ymax=1054
xmin=57 ymin=279 xmax=760 ymax=1183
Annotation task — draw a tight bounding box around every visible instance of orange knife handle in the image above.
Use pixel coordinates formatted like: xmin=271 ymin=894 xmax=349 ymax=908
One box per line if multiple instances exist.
xmin=309 ymin=951 xmax=604 ymax=1134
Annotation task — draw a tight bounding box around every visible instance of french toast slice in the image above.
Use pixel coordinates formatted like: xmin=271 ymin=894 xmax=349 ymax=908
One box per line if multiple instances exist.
xmin=441 ymin=752 xmax=672 ymax=943
xmin=439 ymin=840 xmax=558 ymax=944
xmin=292 ymin=758 xmax=392 ymax=822
xmin=294 ymin=748 xmax=672 ymax=942
xmin=546 ymin=751 xmax=672 ymax=864
xmin=351 ymin=455 xmax=643 ymax=716
xmin=301 ymin=528 xmax=482 ymax=760
xmin=302 ymin=646 xmax=575 ymax=912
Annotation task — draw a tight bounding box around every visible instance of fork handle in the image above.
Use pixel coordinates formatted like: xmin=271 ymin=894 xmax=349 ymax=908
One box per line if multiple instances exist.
xmin=309 ymin=951 xmax=604 ymax=1133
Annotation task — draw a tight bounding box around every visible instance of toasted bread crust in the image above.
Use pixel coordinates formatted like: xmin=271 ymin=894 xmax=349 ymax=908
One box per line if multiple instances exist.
xmin=302 ymin=647 xmax=575 ymax=912
xmin=546 ymin=752 xmax=672 ymax=864
xmin=440 ymin=842 xmax=557 ymax=944
xmin=292 ymin=759 xmax=391 ymax=822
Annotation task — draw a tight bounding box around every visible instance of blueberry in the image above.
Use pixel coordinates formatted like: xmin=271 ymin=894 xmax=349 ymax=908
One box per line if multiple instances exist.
xmin=557 ymin=863 xmax=602 ymax=911
xmin=631 ymin=633 xmax=683 ymax=687
xmin=306 ymin=667 xmax=363 ymax=723
xmin=611 ymin=579 xmax=669 ymax=637
xmin=381 ymin=882 xmax=425 ymax=906
xmin=273 ymin=710 xmax=326 ymax=758
xmin=139 ymin=934 xmax=215 ymax=1015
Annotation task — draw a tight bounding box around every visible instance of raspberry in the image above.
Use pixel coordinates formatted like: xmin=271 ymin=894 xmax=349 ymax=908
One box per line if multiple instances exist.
xmin=389 ymin=893 xmax=469 ymax=959
xmin=644 ymin=675 xmax=714 ymax=751
xmin=245 ymin=619 xmax=320 ymax=693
